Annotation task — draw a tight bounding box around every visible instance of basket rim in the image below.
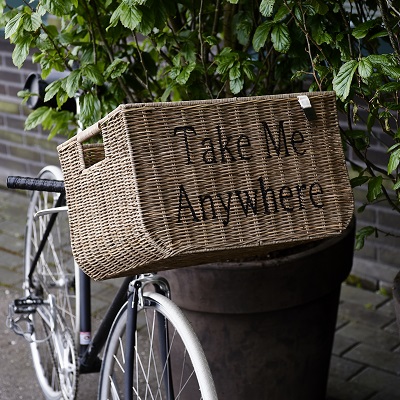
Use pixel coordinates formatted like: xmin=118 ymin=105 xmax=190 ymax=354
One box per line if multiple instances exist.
xmin=73 ymin=91 xmax=337 ymax=144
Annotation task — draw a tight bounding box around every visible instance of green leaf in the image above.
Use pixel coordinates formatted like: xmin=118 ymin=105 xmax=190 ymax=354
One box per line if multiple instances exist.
xmin=388 ymin=147 xmax=400 ymax=174
xmin=352 ymin=20 xmax=376 ymax=39
xmin=161 ymin=82 xmax=176 ymax=102
xmin=215 ymin=48 xmax=236 ymax=75
xmin=17 ymin=89 xmax=32 ymax=105
xmin=367 ymin=176 xmax=383 ymax=202
xmin=310 ymin=0 xmax=329 ymax=15
xmin=273 ymin=5 xmax=289 ymax=22
xmin=357 ymin=204 xmax=367 ymax=213
xmin=64 ymin=70 xmax=82 ymax=97
xmin=181 ymin=40 xmax=196 ymax=63
xmin=271 ymin=23 xmax=290 ymax=53
xmin=138 ymin=7 xmax=155 ymax=35
xmin=380 ymin=64 xmax=400 ymax=80
xmin=230 ymin=77 xmax=244 ymax=94
xmin=56 ymin=90 xmax=70 ymax=109
xmin=355 ymin=226 xmax=377 ymax=250
xmin=378 ymin=82 xmax=400 ymax=93
xmin=23 ymin=11 xmax=41 ymax=32
xmin=25 ymin=107 xmax=53 ymax=130
xmin=370 ymin=30 xmax=388 ymax=40
xmin=12 ymin=35 xmax=33 ymax=68
xmin=393 ymin=180 xmax=400 ymax=191
xmin=358 ymin=58 xmax=373 ymax=80
xmin=128 ymin=0 xmax=148 ymax=6
xmin=168 ymin=66 xmax=180 ymax=80
xmin=229 ymin=63 xmax=241 ymax=80
xmin=110 ymin=2 xmax=142 ymax=30
xmin=332 ymin=60 xmax=359 ymax=101
xmin=233 ymin=11 xmax=253 ymax=46
xmin=315 ymin=30 xmax=332 ymax=45
xmin=83 ymin=64 xmax=104 ymax=85
xmin=260 ymin=0 xmax=275 ymax=17
xmin=350 ymin=175 xmax=369 ymax=188
xmin=176 ymin=62 xmax=196 ymax=85
xmin=44 ymin=80 xmax=63 ymax=103
xmin=80 ymin=93 xmax=99 ymax=126
xmin=242 ymin=62 xmax=256 ymax=81
xmin=367 ymin=54 xmax=392 ymax=65
xmin=105 ymin=58 xmax=129 ymax=80
xmin=368 ymin=54 xmax=399 ymax=74
xmin=5 ymin=13 xmax=23 ymax=39
xmin=40 ymin=0 xmax=73 ymax=16
xmin=120 ymin=4 xmax=143 ymax=29
xmin=344 ymin=129 xmax=367 ymax=139
xmin=46 ymin=110 xmax=74 ymax=140
xmin=204 ymin=35 xmax=218 ymax=46
xmin=387 ymin=143 xmax=400 ymax=153
xmin=252 ymin=20 xmax=274 ymax=52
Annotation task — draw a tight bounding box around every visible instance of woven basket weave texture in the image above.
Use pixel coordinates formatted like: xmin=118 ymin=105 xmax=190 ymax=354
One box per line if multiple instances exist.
xmin=58 ymin=92 xmax=354 ymax=280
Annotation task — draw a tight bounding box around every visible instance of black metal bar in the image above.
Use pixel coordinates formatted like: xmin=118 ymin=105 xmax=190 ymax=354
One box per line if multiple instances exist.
xmin=79 ymin=276 xmax=131 ymax=373
xmin=79 ymin=270 xmax=91 ymax=358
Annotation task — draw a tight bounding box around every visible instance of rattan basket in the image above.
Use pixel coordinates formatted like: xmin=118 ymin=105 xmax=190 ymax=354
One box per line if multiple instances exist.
xmin=57 ymin=92 xmax=354 ymax=280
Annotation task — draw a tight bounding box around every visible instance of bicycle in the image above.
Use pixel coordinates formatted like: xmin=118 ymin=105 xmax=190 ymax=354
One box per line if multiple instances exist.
xmin=6 ymin=167 xmax=217 ymax=400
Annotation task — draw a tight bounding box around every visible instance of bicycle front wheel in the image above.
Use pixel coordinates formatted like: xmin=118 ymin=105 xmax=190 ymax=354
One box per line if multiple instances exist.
xmin=24 ymin=166 xmax=78 ymax=399
xmin=99 ymin=291 xmax=217 ymax=400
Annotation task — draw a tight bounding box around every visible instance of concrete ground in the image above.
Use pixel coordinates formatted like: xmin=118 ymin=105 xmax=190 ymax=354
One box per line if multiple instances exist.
xmin=1 ymin=187 xmax=400 ymax=399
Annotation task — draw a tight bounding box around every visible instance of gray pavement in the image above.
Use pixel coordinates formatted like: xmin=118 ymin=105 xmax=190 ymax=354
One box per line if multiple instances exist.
xmin=1 ymin=187 xmax=400 ymax=399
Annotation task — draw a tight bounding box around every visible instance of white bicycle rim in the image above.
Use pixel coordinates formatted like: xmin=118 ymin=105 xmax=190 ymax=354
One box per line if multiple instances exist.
xmin=99 ymin=291 xmax=217 ymax=400
xmin=24 ymin=166 xmax=78 ymax=400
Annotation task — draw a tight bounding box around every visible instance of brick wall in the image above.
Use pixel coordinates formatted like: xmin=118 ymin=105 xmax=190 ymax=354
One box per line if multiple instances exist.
xmin=340 ymin=107 xmax=400 ymax=293
xmin=0 ymin=37 xmax=398 ymax=291
xmin=351 ymin=187 xmax=400 ymax=293
xmin=0 ymin=38 xmax=61 ymax=185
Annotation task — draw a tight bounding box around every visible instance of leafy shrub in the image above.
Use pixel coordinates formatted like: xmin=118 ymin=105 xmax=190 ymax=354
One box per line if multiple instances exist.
xmin=1 ymin=0 xmax=399 ymax=245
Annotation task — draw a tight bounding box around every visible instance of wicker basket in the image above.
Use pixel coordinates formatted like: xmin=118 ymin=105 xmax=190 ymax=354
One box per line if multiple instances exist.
xmin=57 ymin=92 xmax=354 ymax=280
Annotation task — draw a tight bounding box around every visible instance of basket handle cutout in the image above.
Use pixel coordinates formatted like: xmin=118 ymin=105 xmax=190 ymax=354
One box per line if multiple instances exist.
xmin=77 ymin=123 xmax=105 ymax=169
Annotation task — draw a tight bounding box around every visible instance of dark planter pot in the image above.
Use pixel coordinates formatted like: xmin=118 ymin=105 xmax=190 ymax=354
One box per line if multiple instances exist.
xmin=161 ymin=217 xmax=355 ymax=400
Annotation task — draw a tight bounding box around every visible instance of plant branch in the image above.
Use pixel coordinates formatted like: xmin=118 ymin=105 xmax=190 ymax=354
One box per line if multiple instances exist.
xmin=223 ymin=2 xmax=236 ymax=49
xmin=90 ymin=0 xmax=134 ymax=103
xmin=133 ymin=32 xmax=153 ymax=101
xmin=283 ymin=0 xmax=329 ymax=88
xmin=298 ymin=3 xmax=322 ymax=90
xmin=198 ymin=0 xmax=213 ymax=98
xmin=377 ymin=0 xmax=400 ymax=62
xmin=212 ymin=0 xmax=221 ymax=37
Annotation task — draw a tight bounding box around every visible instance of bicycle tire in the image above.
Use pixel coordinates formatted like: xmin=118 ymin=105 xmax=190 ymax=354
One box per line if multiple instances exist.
xmin=24 ymin=166 xmax=78 ymax=400
xmin=98 ymin=291 xmax=217 ymax=400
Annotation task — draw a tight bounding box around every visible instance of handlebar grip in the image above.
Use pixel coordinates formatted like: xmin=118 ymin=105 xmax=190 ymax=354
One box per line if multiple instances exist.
xmin=7 ymin=176 xmax=65 ymax=193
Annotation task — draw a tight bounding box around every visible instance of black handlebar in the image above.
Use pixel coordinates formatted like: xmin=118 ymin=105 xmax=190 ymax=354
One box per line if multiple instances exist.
xmin=7 ymin=176 xmax=65 ymax=193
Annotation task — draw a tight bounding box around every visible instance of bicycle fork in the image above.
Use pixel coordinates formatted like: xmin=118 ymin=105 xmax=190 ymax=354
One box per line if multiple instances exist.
xmin=125 ymin=275 xmax=174 ymax=400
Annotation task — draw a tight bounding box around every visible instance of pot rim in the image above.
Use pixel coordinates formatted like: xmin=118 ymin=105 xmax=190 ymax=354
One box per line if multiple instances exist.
xmin=189 ymin=215 xmax=356 ymax=272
